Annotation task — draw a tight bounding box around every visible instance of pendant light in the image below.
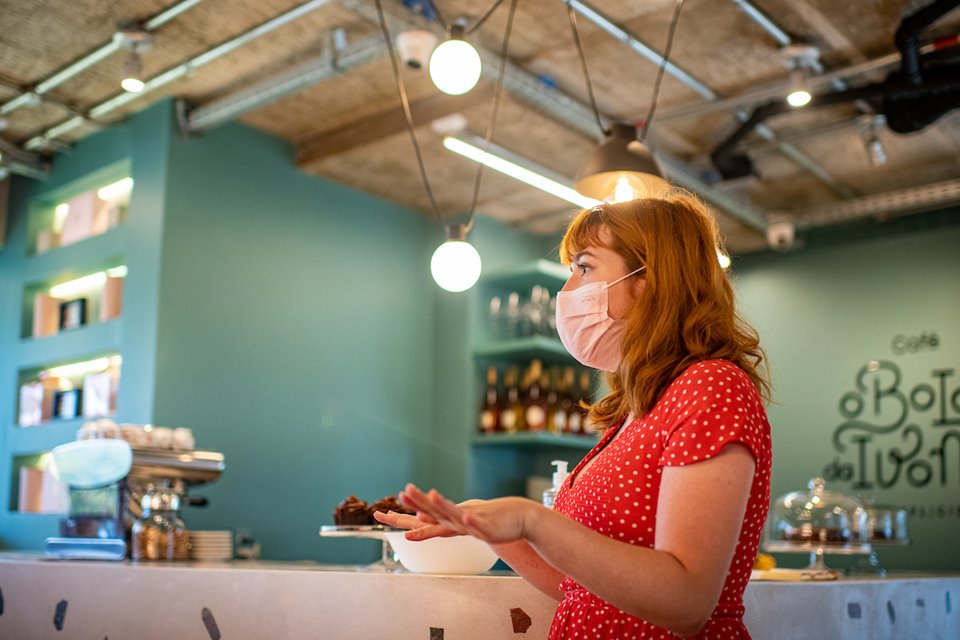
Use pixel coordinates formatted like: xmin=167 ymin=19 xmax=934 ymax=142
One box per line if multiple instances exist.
xmin=567 ymin=1 xmax=686 ymax=202
xmin=430 ymin=223 xmax=483 ymax=292
xmin=429 ymin=24 xmax=482 ymax=96
xmin=574 ymin=122 xmax=669 ymax=202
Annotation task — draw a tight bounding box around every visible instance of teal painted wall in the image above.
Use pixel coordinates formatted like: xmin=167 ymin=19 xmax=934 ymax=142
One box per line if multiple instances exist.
xmin=0 ymin=102 xmax=171 ymax=547
xmin=734 ymin=220 xmax=960 ymax=571
xmin=152 ymin=120 xmax=442 ymax=562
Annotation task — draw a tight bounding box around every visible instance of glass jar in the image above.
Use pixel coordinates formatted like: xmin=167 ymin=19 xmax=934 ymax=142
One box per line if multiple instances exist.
xmin=863 ymin=501 xmax=909 ymax=544
xmin=131 ymin=490 xmax=188 ymax=561
xmin=765 ymin=477 xmax=869 ymax=552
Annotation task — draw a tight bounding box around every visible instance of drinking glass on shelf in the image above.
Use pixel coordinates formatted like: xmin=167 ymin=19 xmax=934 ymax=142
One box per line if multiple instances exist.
xmin=488 ymin=296 xmax=503 ymax=339
xmin=504 ymin=292 xmax=521 ymax=340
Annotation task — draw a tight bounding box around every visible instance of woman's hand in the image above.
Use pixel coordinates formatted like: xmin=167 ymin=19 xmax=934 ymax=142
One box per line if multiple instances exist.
xmin=373 ymin=484 xmax=542 ymax=545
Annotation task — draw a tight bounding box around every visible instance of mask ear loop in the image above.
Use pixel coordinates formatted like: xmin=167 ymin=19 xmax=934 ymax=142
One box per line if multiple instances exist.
xmin=609 ymin=266 xmax=646 ymax=287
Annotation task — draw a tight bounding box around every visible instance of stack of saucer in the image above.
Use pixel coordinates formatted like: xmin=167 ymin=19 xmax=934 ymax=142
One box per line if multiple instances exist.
xmin=189 ymin=530 xmax=234 ymax=561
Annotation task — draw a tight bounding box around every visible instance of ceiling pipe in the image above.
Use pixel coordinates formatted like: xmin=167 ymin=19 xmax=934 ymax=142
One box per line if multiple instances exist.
xmin=23 ymin=0 xmax=335 ymax=151
xmin=793 ymin=178 xmax=960 ymax=228
xmin=896 ymin=0 xmax=959 ymax=85
xmin=566 ymin=0 xmax=854 ymax=199
xmin=0 ymin=0 xmax=204 ymax=117
xmin=0 ymin=138 xmax=48 ymax=180
xmin=712 ymin=0 xmax=960 ymax=180
xmin=184 ymin=30 xmax=384 ymax=132
xmin=658 ymin=51 xmax=904 ymax=122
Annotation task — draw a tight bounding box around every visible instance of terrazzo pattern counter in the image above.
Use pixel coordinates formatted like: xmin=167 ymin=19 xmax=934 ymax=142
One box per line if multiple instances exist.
xmin=0 ymin=554 xmax=957 ymax=639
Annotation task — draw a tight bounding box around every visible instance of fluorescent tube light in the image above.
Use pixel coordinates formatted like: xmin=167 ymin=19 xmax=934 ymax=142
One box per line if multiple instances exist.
xmin=46 ymin=355 xmax=121 ymax=379
xmin=443 ymin=136 xmax=601 ymax=209
xmin=97 ymin=177 xmax=133 ymax=202
xmin=49 ymin=266 xmax=127 ymax=298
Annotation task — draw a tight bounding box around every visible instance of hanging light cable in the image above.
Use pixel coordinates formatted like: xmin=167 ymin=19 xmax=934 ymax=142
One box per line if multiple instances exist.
xmin=375 ymin=0 xmax=519 ymax=292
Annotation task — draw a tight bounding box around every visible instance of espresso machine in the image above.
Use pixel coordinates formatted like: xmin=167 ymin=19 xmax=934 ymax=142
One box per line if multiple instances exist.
xmin=46 ymin=439 xmax=225 ymax=560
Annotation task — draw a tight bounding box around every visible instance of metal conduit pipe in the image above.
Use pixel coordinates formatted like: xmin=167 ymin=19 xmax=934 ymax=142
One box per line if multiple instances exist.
xmin=568 ymin=0 xmax=854 ymax=198
xmin=23 ymin=0 xmax=334 ymax=151
xmin=185 ymin=32 xmax=384 ymax=131
xmin=0 ymin=0 xmax=205 ymax=117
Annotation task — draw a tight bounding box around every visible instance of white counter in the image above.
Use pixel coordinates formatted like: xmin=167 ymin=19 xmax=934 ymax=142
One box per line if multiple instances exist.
xmin=0 ymin=553 xmax=957 ymax=639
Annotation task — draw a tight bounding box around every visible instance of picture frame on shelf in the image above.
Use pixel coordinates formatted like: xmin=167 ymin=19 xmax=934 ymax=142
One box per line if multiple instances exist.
xmin=82 ymin=371 xmax=112 ymax=419
xmin=18 ymin=382 xmax=44 ymax=426
xmin=58 ymin=298 xmax=87 ymax=331
xmin=54 ymin=388 xmax=83 ymax=420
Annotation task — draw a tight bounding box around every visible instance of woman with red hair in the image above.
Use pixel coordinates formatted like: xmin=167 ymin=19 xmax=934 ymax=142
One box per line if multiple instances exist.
xmin=377 ymin=191 xmax=772 ymax=639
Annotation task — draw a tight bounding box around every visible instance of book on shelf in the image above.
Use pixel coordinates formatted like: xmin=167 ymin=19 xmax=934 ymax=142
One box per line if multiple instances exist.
xmin=33 ymin=292 xmax=62 ymax=337
xmin=100 ymin=275 xmax=124 ymax=321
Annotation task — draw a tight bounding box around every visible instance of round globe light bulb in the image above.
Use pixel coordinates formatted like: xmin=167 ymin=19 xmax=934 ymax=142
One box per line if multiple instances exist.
xmin=431 ymin=239 xmax=482 ymax=292
xmin=786 ymin=89 xmax=811 ymax=108
xmin=121 ymin=77 xmax=145 ymax=93
xmin=429 ymin=38 xmax=482 ymax=96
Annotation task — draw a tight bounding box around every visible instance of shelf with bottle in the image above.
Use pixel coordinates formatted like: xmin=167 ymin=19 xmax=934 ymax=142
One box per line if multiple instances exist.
xmin=15 ymin=353 xmax=122 ymax=429
xmin=474 ymin=359 xmax=600 ymax=445
xmin=26 ymin=174 xmax=132 ymax=256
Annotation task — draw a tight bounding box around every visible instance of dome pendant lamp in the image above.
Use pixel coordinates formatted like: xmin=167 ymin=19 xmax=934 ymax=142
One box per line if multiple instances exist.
xmin=574 ymin=123 xmax=670 ymax=202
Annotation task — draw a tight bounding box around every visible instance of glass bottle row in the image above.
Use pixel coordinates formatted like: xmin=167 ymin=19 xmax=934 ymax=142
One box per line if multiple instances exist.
xmin=478 ymin=359 xmax=596 ymax=437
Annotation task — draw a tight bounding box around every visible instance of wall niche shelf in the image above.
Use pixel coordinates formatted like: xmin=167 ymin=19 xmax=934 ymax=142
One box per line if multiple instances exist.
xmin=471 ymin=433 xmax=598 ymax=450
xmin=468 ymin=259 xmax=599 ymax=499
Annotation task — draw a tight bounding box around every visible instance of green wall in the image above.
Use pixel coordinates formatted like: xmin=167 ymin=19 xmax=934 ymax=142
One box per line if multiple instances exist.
xmin=153 ymin=120 xmax=442 ymax=562
xmin=734 ymin=220 xmax=960 ymax=571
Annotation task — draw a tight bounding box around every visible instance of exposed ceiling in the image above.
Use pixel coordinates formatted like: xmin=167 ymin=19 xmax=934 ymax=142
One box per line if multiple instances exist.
xmin=1 ymin=0 xmax=959 ymax=254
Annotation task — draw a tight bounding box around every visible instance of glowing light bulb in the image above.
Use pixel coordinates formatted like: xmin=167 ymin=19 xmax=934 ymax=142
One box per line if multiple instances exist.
xmin=786 ymin=89 xmax=811 ymax=108
xmin=431 ymin=231 xmax=482 ymax=292
xmin=610 ymin=175 xmax=640 ymax=203
xmin=717 ymin=250 xmax=731 ymax=270
xmin=429 ymin=34 xmax=482 ymax=96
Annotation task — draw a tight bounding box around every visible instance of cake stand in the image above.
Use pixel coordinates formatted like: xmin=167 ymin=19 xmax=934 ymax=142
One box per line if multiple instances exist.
xmin=763 ymin=540 xmax=873 ymax=571
xmin=319 ymin=525 xmax=404 ymax=571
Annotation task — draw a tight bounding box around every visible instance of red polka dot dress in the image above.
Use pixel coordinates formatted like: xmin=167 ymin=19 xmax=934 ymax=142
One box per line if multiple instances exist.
xmin=549 ymin=360 xmax=772 ymax=639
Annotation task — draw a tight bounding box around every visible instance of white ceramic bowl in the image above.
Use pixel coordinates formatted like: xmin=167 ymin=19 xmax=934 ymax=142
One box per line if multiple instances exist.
xmin=383 ymin=532 xmax=498 ymax=575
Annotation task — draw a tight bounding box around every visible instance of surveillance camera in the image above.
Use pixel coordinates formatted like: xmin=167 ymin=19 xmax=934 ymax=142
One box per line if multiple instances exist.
xmin=766 ymin=221 xmax=796 ymax=251
xmin=395 ymin=30 xmax=439 ymax=71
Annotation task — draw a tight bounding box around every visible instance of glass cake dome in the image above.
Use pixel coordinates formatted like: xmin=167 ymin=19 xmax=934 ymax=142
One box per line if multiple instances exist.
xmin=764 ymin=477 xmax=870 ymax=564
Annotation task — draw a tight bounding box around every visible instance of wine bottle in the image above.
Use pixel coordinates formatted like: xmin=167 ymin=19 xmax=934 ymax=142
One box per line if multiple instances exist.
xmin=478 ymin=366 xmax=501 ymax=435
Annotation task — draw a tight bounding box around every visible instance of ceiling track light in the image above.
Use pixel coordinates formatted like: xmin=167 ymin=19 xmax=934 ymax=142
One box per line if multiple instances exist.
xmin=113 ymin=26 xmax=154 ymax=93
xmin=858 ymin=114 xmax=888 ymax=167
xmin=782 ymin=44 xmax=820 ymax=108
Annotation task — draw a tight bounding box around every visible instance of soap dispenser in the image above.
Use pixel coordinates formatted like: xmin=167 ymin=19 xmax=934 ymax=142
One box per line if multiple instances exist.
xmin=543 ymin=460 xmax=570 ymax=508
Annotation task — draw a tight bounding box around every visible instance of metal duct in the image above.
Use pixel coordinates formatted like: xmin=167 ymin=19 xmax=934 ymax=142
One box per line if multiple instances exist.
xmin=23 ymin=0 xmax=335 ymax=151
xmin=0 ymin=0 xmax=204 ymax=117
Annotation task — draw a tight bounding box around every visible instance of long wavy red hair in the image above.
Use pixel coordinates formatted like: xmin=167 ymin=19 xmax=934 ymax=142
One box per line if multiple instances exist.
xmin=559 ymin=190 xmax=770 ymax=428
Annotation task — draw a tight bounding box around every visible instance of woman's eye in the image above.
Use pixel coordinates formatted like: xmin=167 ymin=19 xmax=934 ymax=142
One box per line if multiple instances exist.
xmin=577 ymin=263 xmax=589 ymax=276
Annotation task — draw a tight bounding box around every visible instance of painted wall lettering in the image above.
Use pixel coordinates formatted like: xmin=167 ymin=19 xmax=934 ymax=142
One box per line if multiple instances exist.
xmin=892 ymin=331 xmax=940 ymax=355
xmin=825 ymin=361 xmax=960 ymax=491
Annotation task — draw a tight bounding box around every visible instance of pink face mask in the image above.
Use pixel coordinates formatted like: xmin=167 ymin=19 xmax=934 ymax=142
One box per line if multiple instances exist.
xmin=555 ymin=267 xmax=645 ymax=372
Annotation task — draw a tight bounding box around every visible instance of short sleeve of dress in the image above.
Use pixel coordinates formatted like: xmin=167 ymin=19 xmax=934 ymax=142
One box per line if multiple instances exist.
xmin=658 ymin=360 xmax=769 ymax=468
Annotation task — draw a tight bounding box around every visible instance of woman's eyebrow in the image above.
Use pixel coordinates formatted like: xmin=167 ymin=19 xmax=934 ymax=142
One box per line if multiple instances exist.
xmin=572 ymin=250 xmax=595 ymax=263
